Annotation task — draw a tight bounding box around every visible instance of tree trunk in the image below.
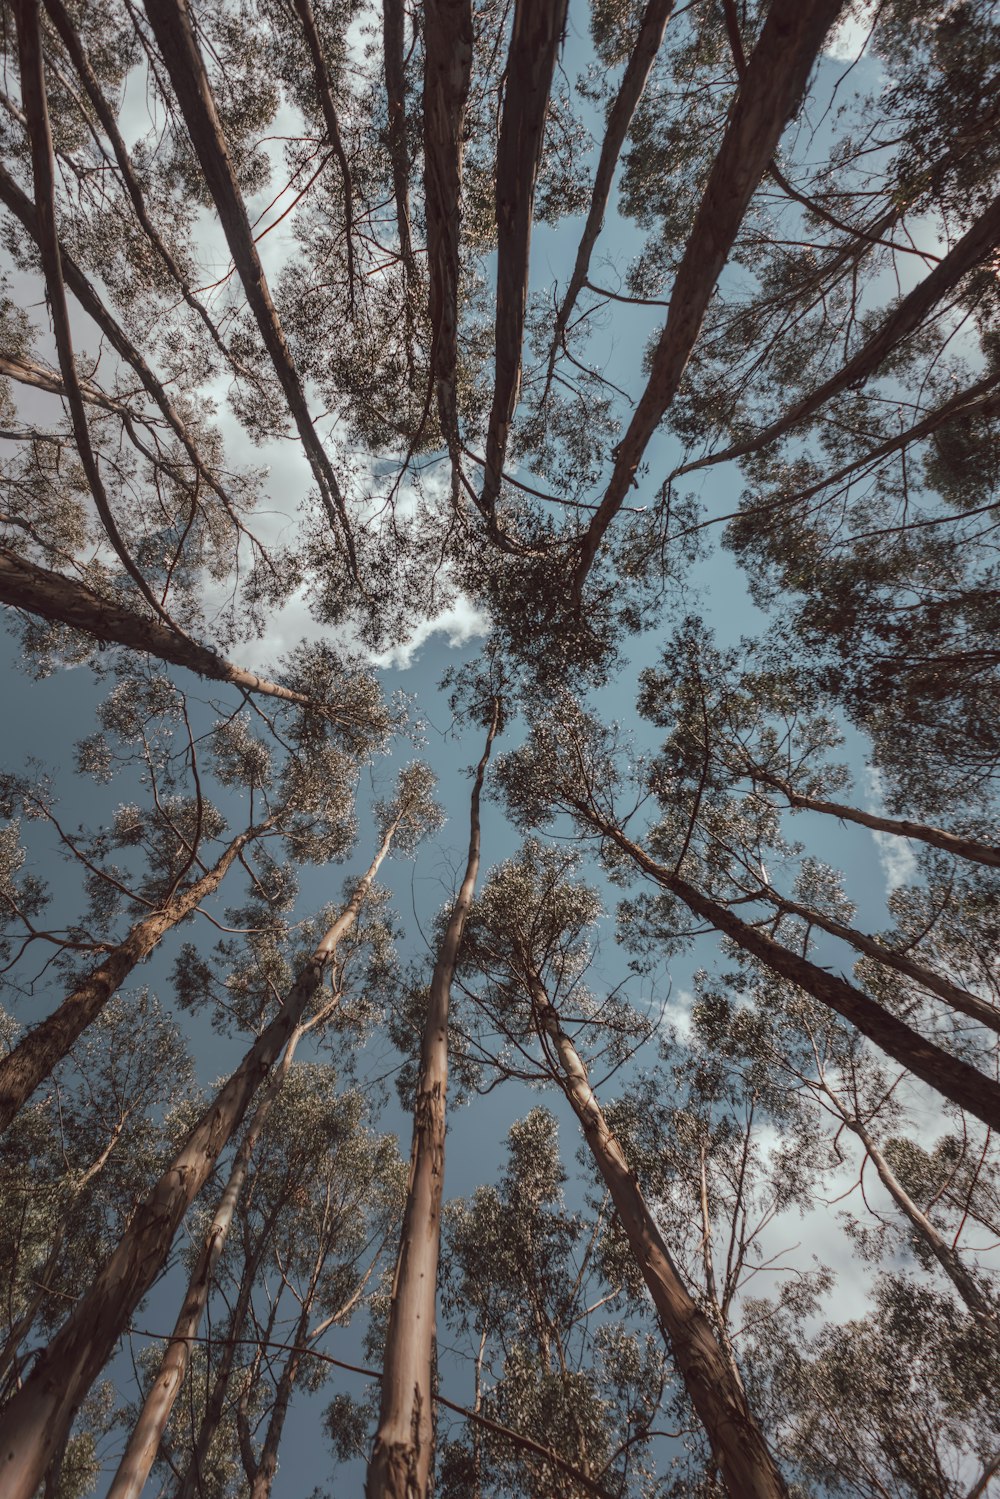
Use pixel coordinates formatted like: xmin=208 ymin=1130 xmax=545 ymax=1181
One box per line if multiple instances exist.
xmin=752 ymin=768 xmax=1000 ymax=870
xmin=580 ymin=807 xmax=1000 ymax=1132
xmin=527 ymin=968 xmax=789 ymax=1499
xmin=0 ymin=546 xmax=319 ymax=709
xmin=543 ymin=0 xmax=675 ymax=396
xmin=366 ymin=705 xmax=499 ymax=1499
xmin=0 ymin=873 xmax=375 ymax=1498
xmin=141 ymin=0 xmax=357 ymax=575
xmin=423 ymin=0 xmax=473 ymax=454
xmin=481 ymin=0 xmax=569 ymax=518
xmin=382 ymin=0 xmax=413 ymax=277
xmin=105 ymin=822 xmax=400 ymax=1499
xmin=822 ymin=1085 xmax=996 ymax=1324
xmin=0 ymin=820 xmax=268 ymax=1133
xmin=573 ymin=0 xmax=845 ymax=593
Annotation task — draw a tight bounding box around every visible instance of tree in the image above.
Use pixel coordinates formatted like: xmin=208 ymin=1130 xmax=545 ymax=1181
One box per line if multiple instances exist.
xmin=2 ymin=0 xmax=1000 ymax=1494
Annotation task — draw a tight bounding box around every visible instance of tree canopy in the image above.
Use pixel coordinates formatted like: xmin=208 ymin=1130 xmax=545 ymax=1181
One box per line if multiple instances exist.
xmin=1 ymin=0 xmax=999 ymax=1495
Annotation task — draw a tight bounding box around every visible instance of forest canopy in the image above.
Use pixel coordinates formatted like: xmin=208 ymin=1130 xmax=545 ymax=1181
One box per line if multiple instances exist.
xmin=0 ymin=0 xmax=999 ymax=1495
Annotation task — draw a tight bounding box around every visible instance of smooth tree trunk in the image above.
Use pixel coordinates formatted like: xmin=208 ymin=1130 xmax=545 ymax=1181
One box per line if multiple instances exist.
xmin=423 ymin=0 xmax=473 ymax=457
xmin=481 ymin=0 xmax=569 ymax=519
xmin=573 ymin=0 xmax=845 ymax=593
xmin=750 ymin=767 xmax=1000 ymax=870
xmin=819 ymin=1084 xmax=996 ymax=1323
xmin=366 ymin=705 xmax=498 ymax=1499
xmin=0 ymin=546 xmax=321 ymax=709
xmin=0 ymin=820 xmax=269 ymax=1133
xmin=142 ymin=0 xmax=357 ymax=574
xmin=382 ymin=0 xmax=414 ymax=277
xmin=105 ymin=823 xmax=401 ymax=1499
xmin=577 ymin=806 xmax=1000 ymax=1132
xmin=526 ymin=967 xmax=789 ymax=1499
xmin=0 ymin=863 xmax=385 ymax=1498
xmin=543 ymin=0 xmax=675 ymax=396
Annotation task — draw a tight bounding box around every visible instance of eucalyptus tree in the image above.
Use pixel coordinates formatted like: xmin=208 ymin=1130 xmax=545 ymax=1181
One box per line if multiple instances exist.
xmin=457 ymin=838 xmax=790 ymax=1499
xmin=438 ymin=1107 xmax=675 ymax=1499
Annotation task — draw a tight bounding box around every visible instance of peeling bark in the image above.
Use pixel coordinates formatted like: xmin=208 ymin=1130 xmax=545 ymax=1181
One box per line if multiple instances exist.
xmin=481 ymin=0 xmax=569 ymax=519
xmin=527 ymin=968 xmax=788 ymax=1499
xmin=573 ymin=0 xmax=845 ymax=593
xmin=367 ymin=706 xmax=499 ymax=1499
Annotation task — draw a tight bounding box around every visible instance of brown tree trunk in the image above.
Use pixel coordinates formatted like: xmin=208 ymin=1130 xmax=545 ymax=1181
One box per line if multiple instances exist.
xmin=105 ymin=822 xmax=400 ymax=1499
xmin=820 ymin=1084 xmax=996 ymax=1323
xmin=543 ymin=0 xmax=675 ymax=396
xmin=0 ymin=820 xmax=268 ymax=1134
xmin=0 ymin=546 xmax=319 ymax=709
xmin=382 ymin=0 xmax=414 ymax=277
xmin=141 ymin=0 xmax=357 ymax=575
xmin=481 ymin=0 xmax=569 ymax=520
xmin=573 ymin=0 xmax=845 ymax=593
xmin=366 ymin=705 xmax=499 ymax=1499
xmin=757 ymin=886 xmax=1000 ymax=1034
xmin=578 ymin=808 xmax=1000 ymax=1132
xmin=423 ymin=0 xmax=473 ymax=456
xmin=0 ymin=874 xmax=376 ymax=1498
xmin=526 ymin=967 xmax=789 ymax=1499
xmin=752 ymin=768 xmax=1000 ymax=870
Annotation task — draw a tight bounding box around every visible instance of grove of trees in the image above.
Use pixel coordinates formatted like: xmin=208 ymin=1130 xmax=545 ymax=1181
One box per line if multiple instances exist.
xmin=0 ymin=0 xmax=998 ymax=1495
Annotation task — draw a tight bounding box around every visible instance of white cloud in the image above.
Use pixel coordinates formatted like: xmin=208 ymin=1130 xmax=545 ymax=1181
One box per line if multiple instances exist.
xmin=865 ymin=769 xmax=918 ymax=892
xmin=824 ymin=2 xmax=879 ymax=64
xmin=371 ymin=595 xmax=491 ymax=670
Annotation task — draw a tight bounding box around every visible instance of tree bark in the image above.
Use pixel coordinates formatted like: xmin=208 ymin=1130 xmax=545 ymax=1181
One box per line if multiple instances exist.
xmin=750 ymin=767 xmax=1000 ymax=870
xmin=141 ymin=0 xmax=357 ymax=574
xmin=481 ymin=0 xmax=569 ymax=518
xmin=423 ymin=0 xmax=473 ymax=456
xmin=572 ymin=0 xmax=845 ymax=593
xmin=543 ymin=0 xmax=675 ymax=397
xmin=366 ymin=705 xmax=499 ymax=1499
xmin=105 ymin=821 xmax=400 ymax=1499
xmin=526 ymin=967 xmax=789 ymax=1499
xmin=670 ymin=188 xmax=1000 ymax=481
xmin=0 ymin=874 xmax=375 ymax=1498
xmin=820 ymin=1084 xmax=996 ymax=1323
xmin=0 ymin=819 xmax=269 ymax=1134
xmin=0 ymin=545 xmax=320 ymax=708
xmin=382 ymin=0 xmax=414 ymax=277
xmin=577 ymin=807 xmax=1000 ymax=1132
xmin=289 ymin=0 xmax=356 ymax=308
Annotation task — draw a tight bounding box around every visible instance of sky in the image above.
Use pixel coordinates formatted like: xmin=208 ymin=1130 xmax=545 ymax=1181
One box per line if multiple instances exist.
xmin=0 ymin=3 xmax=977 ymax=1494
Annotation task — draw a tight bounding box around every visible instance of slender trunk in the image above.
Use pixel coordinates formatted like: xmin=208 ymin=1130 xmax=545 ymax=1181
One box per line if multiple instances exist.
xmin=106 ymin=824 xmax=399 ymax=1499
xmin=752 ymin=768 xmax=1000 ymax=870
xmin=0 ymin=821 xmax=268 ymax=1134
xmin=246 ymin=1296 xmax=312 ymax=1499
xmin=757 ymin=887 xmax=1000 ymax=1034
xmin=527 ymin=968 xmax=788 ymax=1499
xmin=821 ymin=1084 xmax=996 ymax=1323
xmin=669 ymin=187 xmax=1000 ymax=481
xmin=481 ymin=0 xmax=569 ymax=519
xmin=572 ymin=0 xmax=845 ymax=593
xmin=39 ymin=0 xmax=246 ymax=377
xmin=578 ymin=806 xmax=1000 ymax=1131
xmin=366 ymin=704 xmax=499 ymax=1499
xmin=423 ymin=0 xmax=473 ymax=457
xmin=0 ymin=546 xmax=318 ymax=709
xmin=543 ymin=0 xmax=675 ymax=397
xmin=0 ymin=859 xmax=378 ymax=1498
xmin=288 ymin=0 xmax=356 ymax=308
xmin=382 ymin=0 xmax=413 ymax=276
xmin=141 ymin=0 xmax=357 ymax=575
